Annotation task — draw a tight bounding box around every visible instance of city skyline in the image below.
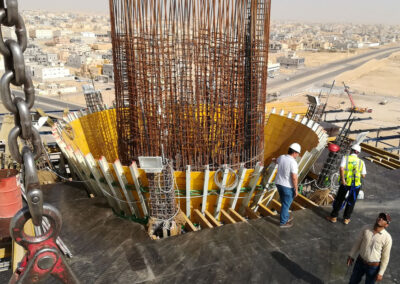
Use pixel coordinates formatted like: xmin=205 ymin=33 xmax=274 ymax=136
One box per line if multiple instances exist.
xmin=19 ymin=0 xmax=400 ymax=25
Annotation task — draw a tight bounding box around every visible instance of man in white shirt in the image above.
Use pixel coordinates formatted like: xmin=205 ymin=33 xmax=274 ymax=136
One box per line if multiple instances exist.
xmin=347 ymin=212 xmax=392 ymax=283
xmin=327 ymin=144 xmax=366 ymax=225
xmin=274 ymin=143 xmax=301 ymax=228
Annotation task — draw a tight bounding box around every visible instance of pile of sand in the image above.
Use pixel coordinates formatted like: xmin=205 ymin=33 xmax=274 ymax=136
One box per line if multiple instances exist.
xmin=336 ymin=58 xmax=385 ymax=83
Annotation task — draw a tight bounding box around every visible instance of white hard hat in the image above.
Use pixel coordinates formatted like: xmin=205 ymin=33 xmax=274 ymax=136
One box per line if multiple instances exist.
xmin=357 ymin=190 xmax=364 ymax=200
xmin=289 ymin=143 xmax=301 ymax=153
xmin=351 ymin=144 xmax=361 ymax=153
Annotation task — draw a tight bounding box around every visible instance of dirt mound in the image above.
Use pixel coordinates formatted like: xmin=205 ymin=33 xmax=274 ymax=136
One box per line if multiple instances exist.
xmin=336 ymin=58 xmax=386 ymax=83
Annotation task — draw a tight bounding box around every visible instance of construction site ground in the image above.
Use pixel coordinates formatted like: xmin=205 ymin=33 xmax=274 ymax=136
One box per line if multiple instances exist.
xmin=1 ymin=151 xmax=398 ymax=283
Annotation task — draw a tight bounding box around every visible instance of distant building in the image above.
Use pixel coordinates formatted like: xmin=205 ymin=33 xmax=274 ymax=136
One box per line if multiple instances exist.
xmin=269 ymin=42 xmax=283 ymax=53
xmin=91 ymin=43 xmax=112 ymax=51
xmin=29 ymin=29 xmax=53 ymax=39
xmin=102 ymin=64 xmax=114 ymax=81
xmin=304 ymin=40 xmax=331 ymax=51
xmin=28 ymin=64 xmax=72 ymax=82
xmin=81 ymin=32 xmax=97 ymax=44
xmin=67 ymin=54 xmax=87 ymax=68
xmin=289 ymin=42 xmax=304 ymax=51
xmin=331 ymin=41 xmax=352 ymax=51
xmin=24 ymin=45 xmax=58 ymax=64
xmin=35 ymin=54 xmax=48 ymax=64
xmin=53 ymin=30 xmax=73 ymax=37
xmin=54 ymin=36 xmax=70 ymax=45
xmin=277 ymin=53 xmax=305 ymax=68
xmin=267 ymin=63 xmax=280 ymax=77
xmin=101 ymin=51 xmax=113 ymax=62
xmin=95 ymin=33 xmax=110 ymax=40
xmin=364 ymin=42 xmax=380 ymax=48
xmin=47 ymin=53 xmax=58 ymax=63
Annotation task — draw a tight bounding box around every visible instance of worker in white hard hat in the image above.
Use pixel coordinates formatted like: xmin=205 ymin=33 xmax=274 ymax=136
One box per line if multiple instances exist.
xmin=274 ymin=143 xmax=301 ymax=228
xmin=327 ymin=144 xmax=366 ymax=225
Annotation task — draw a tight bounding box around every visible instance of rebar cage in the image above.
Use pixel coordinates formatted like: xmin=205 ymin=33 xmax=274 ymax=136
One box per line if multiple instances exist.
xmin=109 ymin=0 xmax=271 ymax=170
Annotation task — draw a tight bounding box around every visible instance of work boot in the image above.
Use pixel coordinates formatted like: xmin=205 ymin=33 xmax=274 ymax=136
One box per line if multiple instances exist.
xmin=343 ymin=219 xmax=351 ymax=225
xmin=326 ymin=216 xmax=337 ymax=223
xmin=280 ymin=221 xmax=293 ymax=228
xmin=288 ymin=216 xmax=294 ymax=223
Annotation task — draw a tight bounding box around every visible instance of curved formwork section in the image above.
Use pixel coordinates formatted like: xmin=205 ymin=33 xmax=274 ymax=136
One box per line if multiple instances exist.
xmin=53 ymin=107 xmax=326 ymax=237
xmin=264 ymin=111 xmax=328 ymax=183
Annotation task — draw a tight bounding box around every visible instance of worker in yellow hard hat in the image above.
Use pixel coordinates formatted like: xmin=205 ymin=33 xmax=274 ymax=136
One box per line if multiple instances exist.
xmin=326 ymin=144 xmax=366 ymax=225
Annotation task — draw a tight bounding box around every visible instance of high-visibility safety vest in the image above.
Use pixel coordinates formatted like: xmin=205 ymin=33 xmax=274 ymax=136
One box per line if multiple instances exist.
xmin=344 ymin=155 xmax=363 ymax=187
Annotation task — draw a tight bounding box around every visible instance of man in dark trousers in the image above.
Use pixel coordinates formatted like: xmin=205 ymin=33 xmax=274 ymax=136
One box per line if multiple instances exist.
xmin=326 ymin=144 xmax=366 ymax=224
xmin=347 ymin=212 xmax=392 ymax=283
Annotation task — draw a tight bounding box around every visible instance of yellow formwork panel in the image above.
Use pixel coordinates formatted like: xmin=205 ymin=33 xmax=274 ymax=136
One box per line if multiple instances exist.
xmin=264 ymin=114 xmax=319 ymax=165
xmin=173 ymin=169 xmax=259 ymax=218
xmin=78 ymin=110 xmax=119 ymax=162
xmin=68 ymin=119 xmax=89 ymax=154
xmin=59 ymin=109 xmax=269 ymax=222
xmin=111 ymin=161 xmax=261 ymax=222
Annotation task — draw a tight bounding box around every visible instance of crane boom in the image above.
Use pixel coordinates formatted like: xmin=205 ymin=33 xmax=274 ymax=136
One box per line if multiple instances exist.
xmin=342 ymin=82 xmax=373 ymax=113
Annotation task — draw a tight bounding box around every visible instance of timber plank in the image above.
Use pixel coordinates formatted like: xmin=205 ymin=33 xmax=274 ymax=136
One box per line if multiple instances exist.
xmin=220 ymin=209 xmax=236 ymax=224
xmin=290 ymin=201 xmax=304 ymax=211
xmin=204 ymin=210 xmax=222 ymax=227
xmin=179 ymin=210 xmax=197 ymax=232
xmin=258 ymin=204 xmax=276 ymax=217
xmin=269 ymin=199 xmax=282 ymax=212
xmin=244 ymin=206 xmax=260 ymax=220
xmin=228 ymin=208 xmax=247 ymax=222
xmin=193 ymin=209 xmax=213 ymax=229
xmin=294 ymin=194 xmax=318 ymax=208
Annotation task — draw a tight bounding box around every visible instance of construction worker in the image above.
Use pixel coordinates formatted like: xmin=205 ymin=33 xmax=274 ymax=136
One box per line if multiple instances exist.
xmin=274 ymin=143 xmax=301 ymax=228
xmin=347 ymin=212 xmax=392 ymax=284
xmin=327 ymin=144 xmax=366 ymax=224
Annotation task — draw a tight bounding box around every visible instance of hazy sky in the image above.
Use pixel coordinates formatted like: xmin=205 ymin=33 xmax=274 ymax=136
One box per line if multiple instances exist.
xmin=19 ymin=0 xmax=400 ymax=25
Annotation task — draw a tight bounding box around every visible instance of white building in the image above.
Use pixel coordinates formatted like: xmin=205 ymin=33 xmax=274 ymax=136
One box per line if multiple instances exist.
xmin=81 ymin=32 xmax=97 ymax=44
xmin=29 ymin=29 xmax=53 ymax=39
xmin=364 ymin=42 xmax=380 ymax=48
xmin=28 ymin=64 xmax=73 ymax=82
xmin=267 ymin=63 xmax=280 ymax=78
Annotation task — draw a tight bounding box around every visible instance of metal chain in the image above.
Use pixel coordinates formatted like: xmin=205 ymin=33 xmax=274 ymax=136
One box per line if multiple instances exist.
xmin=1 ymin=2 xmax=79 ymax=283
xmin=0 ymin=0 xmax=43 ymax=226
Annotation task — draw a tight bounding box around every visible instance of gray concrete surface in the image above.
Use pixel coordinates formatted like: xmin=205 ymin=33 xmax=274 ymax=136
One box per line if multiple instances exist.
xmin=1 ymin=152 xmax=399 ymax=283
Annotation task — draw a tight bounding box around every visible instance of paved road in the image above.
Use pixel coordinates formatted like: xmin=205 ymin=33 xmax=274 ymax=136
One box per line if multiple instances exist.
xmin=12 ymin=90 xmax=85 ymax=112
xmin=268 ymin=46 xmax=400 ymax=97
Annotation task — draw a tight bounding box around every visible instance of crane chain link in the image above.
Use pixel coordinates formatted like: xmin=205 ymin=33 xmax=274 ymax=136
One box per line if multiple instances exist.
xmin=0 ymin=0 xmax=43 ymax=226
